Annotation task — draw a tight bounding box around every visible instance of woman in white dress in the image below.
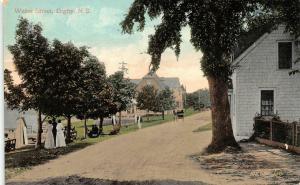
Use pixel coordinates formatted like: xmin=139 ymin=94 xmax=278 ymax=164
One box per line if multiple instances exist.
xmin=56 ymin=120 xmax=66 ymax=147
xmin=44 ymin=120 xmax=55 ymax=149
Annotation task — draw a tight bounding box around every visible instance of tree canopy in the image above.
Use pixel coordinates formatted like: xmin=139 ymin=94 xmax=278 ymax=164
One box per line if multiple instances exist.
xmin=6 ymin=17 xmax=50 ymax=113
xmin=137 ymin=85 xmax=176 ymax=119
xmin=5 ymin=17 xmax=136 ymax=146
xmin=121 ymin=0 xmax=300 ymax=78
xmin=136 ymin=85 xmax=158 ymax=113
xmin=108 ymin=71 xmax=136 ymax=114
xmin=154 ymin=87 xmax=176 ymax=112
xmin=186 ymin=89 xmax=210 ymax=110
xmin=77 ymin=56 xmax=112 ymax=119
xmin=121 ymin=1 xmax=300 ymax=152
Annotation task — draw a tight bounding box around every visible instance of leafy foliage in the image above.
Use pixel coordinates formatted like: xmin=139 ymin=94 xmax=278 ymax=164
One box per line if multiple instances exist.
xmin=4 ymin=69 xmax=27 ymax=110
xmin=154 ymin=87 xmax=176 ymax=113
xmin=137 ymin=85 xmax=176 ymax=114
xmin=185 ymin=89 xmax=210 ymax=109
xmin=136 ymin=85 xmax=158 ymax=112
xmin=6 ymin=17 xmax=142 ymax=144
xmin=121 ymin=0 xmax=300 ymax=152
xmin=289 ymin=43 xmax=300 ymax=76
xmin=77 ymin=56 xmax=113 ymax=119
xmin=43 ymin=39 xmax=89 ymax=117
xmin=6 ymin=17 xmax=50 ymax=112
xmin=108 ymin=71 xmax=136 ymax=114
xmin=121 ymin=1 xmax=300 ymax=79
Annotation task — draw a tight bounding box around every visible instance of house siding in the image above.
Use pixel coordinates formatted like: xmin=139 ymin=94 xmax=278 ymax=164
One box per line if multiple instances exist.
xmin=232 ymin=26 xmax=300 ymax=140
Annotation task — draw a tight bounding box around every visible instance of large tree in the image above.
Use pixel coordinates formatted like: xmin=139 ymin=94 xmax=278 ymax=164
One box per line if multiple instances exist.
xmin=45 ymin=39 xmax=89 ymax=143
xmin=77 ymin=55 xmax=114 ymax=136
xmin=108 ymin=71 xmax=135 ymax=133
xmin=76 ymin=55 xmax=107 ymax=137
xmin=121 ymin=1 xmax=300 ymax=152
xmin=136 ymin=85 xmax=158 ymax=120
xmin=154 ymin=87 xmax=176 ymax=120
xmin=6 ymin=17 xmax=51 ymax=148
xmin=88 ymin=83 xmax=114 ymax=133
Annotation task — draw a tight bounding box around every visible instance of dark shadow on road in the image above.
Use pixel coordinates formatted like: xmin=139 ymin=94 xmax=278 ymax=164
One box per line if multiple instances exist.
xmin=6 ymin=143 xmax=93 ymax=169
xmin=5 ymin=143 xmax=94 ymax=179
xmin=7 ymin=175 xmax=210 ymax=185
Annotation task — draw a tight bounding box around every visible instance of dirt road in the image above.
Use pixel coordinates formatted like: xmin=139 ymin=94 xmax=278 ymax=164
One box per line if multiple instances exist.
xmin=7 ymin=111 xmax=272 ymax=185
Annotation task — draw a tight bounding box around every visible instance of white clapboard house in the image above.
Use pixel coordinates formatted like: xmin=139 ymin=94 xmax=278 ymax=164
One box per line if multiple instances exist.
xmin=230 ymin=25 xmax=300 ymax=140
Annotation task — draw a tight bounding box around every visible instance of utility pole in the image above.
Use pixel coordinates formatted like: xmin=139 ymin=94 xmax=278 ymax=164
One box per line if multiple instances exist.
xmin=184 ymin=85 xmax=187 ymax=110
xmin=119 ymin=61 xmax=128 ymax=75
xmin=198 ymin=89 xmax=201 ymax=109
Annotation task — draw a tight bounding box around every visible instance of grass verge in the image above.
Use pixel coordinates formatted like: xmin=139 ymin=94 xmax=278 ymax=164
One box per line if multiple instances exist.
xmin=193 ymin=122 xmax=212 ymax=132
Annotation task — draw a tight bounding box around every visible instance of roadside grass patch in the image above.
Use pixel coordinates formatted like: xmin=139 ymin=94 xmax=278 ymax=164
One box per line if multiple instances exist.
xmin=193 ymin=123 xmax=212 ymax=132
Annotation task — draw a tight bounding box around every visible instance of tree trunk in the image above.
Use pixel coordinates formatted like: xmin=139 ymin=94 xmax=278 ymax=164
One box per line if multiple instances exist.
xmin=84 ymin=115 xmax=87 ymax=139
xmin=99 ymin=116 xmax=104 ymax=134
xmin=35 ymin=110 xmax=42 ymax=148
xmin=162 ymin=111 xmax=165 ymax=120
xmin=206 ymin=75 xmax=240 ymax=153
xmin=66 ymin=116 xmax=72 ymax=144
xmin=118 ymin=111 xmax=122 ymax=126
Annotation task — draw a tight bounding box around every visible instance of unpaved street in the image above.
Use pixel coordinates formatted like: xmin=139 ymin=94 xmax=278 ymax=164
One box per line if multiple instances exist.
xmin=8 ymin=111 xmax=297 ymax=185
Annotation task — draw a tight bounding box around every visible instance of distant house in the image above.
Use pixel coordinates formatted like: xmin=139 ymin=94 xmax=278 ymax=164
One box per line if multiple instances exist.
xmin=230 ymin=25 xmax=300 ymax=140
xmin=130 ymin=72 xmax=185 ymax=114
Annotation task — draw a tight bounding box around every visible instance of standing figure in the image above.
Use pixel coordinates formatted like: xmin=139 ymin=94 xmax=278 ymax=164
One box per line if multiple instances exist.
xmin=56 ymin=120 xmax=66 ymax=147
xmin=112 ymin=115 xmax=116 ymax=125
xmin=137 ymin=115 xmax=141 ymax=129
xmin=52 ymin=118 xmax=58 ymax=147
xmin=44 ymin=120 xmax=55 ymax=149
xmin=173 ymin=110 xmax=177 ymax=122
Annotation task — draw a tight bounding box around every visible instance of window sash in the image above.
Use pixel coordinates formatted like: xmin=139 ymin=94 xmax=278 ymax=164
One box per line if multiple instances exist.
xmin=261 ymin=90 xmax=274 ymax=116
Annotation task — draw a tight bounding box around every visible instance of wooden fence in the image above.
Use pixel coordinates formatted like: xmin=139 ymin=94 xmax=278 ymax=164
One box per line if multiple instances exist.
xmin=254 ymin=117 xmax=300 ymax=153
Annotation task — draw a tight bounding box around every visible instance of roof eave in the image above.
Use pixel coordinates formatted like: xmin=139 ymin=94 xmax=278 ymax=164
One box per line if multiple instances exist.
xmin=232 ymin=32 xmax=270 ymax=67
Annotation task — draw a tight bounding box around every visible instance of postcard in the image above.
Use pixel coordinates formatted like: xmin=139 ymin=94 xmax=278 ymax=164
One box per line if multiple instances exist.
xmin=3 ymin=1 xmax=300 ymax=185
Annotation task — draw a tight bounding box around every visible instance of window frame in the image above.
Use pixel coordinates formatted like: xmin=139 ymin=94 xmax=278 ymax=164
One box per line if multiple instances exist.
xmin=277 ymin=41 xmax=293 ymax=70
xmin=260 ymin=89 xmax=275 ymax=116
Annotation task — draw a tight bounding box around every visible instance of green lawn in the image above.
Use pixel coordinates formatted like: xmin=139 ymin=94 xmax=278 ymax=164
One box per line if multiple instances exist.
xmin=5 ymin=108 xmax=199 ymax=179
xmin=70 ymin=108 xmax=198 ymax=144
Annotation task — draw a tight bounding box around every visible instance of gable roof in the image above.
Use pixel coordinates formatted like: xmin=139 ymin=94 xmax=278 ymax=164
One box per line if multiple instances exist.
xmin=130 ymin=73 xmax=181 ymax=89
xmin=233 ymin=24 xmax=275 ymax=59
xmin=159 ymin=77 xmax=181 ymax=89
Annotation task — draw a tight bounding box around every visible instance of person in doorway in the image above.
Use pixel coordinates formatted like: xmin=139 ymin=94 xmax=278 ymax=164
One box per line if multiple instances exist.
xmin=56 ymin=120 xmax=66 ymax=147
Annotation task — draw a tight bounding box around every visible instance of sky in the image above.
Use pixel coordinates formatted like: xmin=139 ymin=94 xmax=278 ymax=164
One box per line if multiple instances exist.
xmin=3 ymin=0 xmax=208 ymax=92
